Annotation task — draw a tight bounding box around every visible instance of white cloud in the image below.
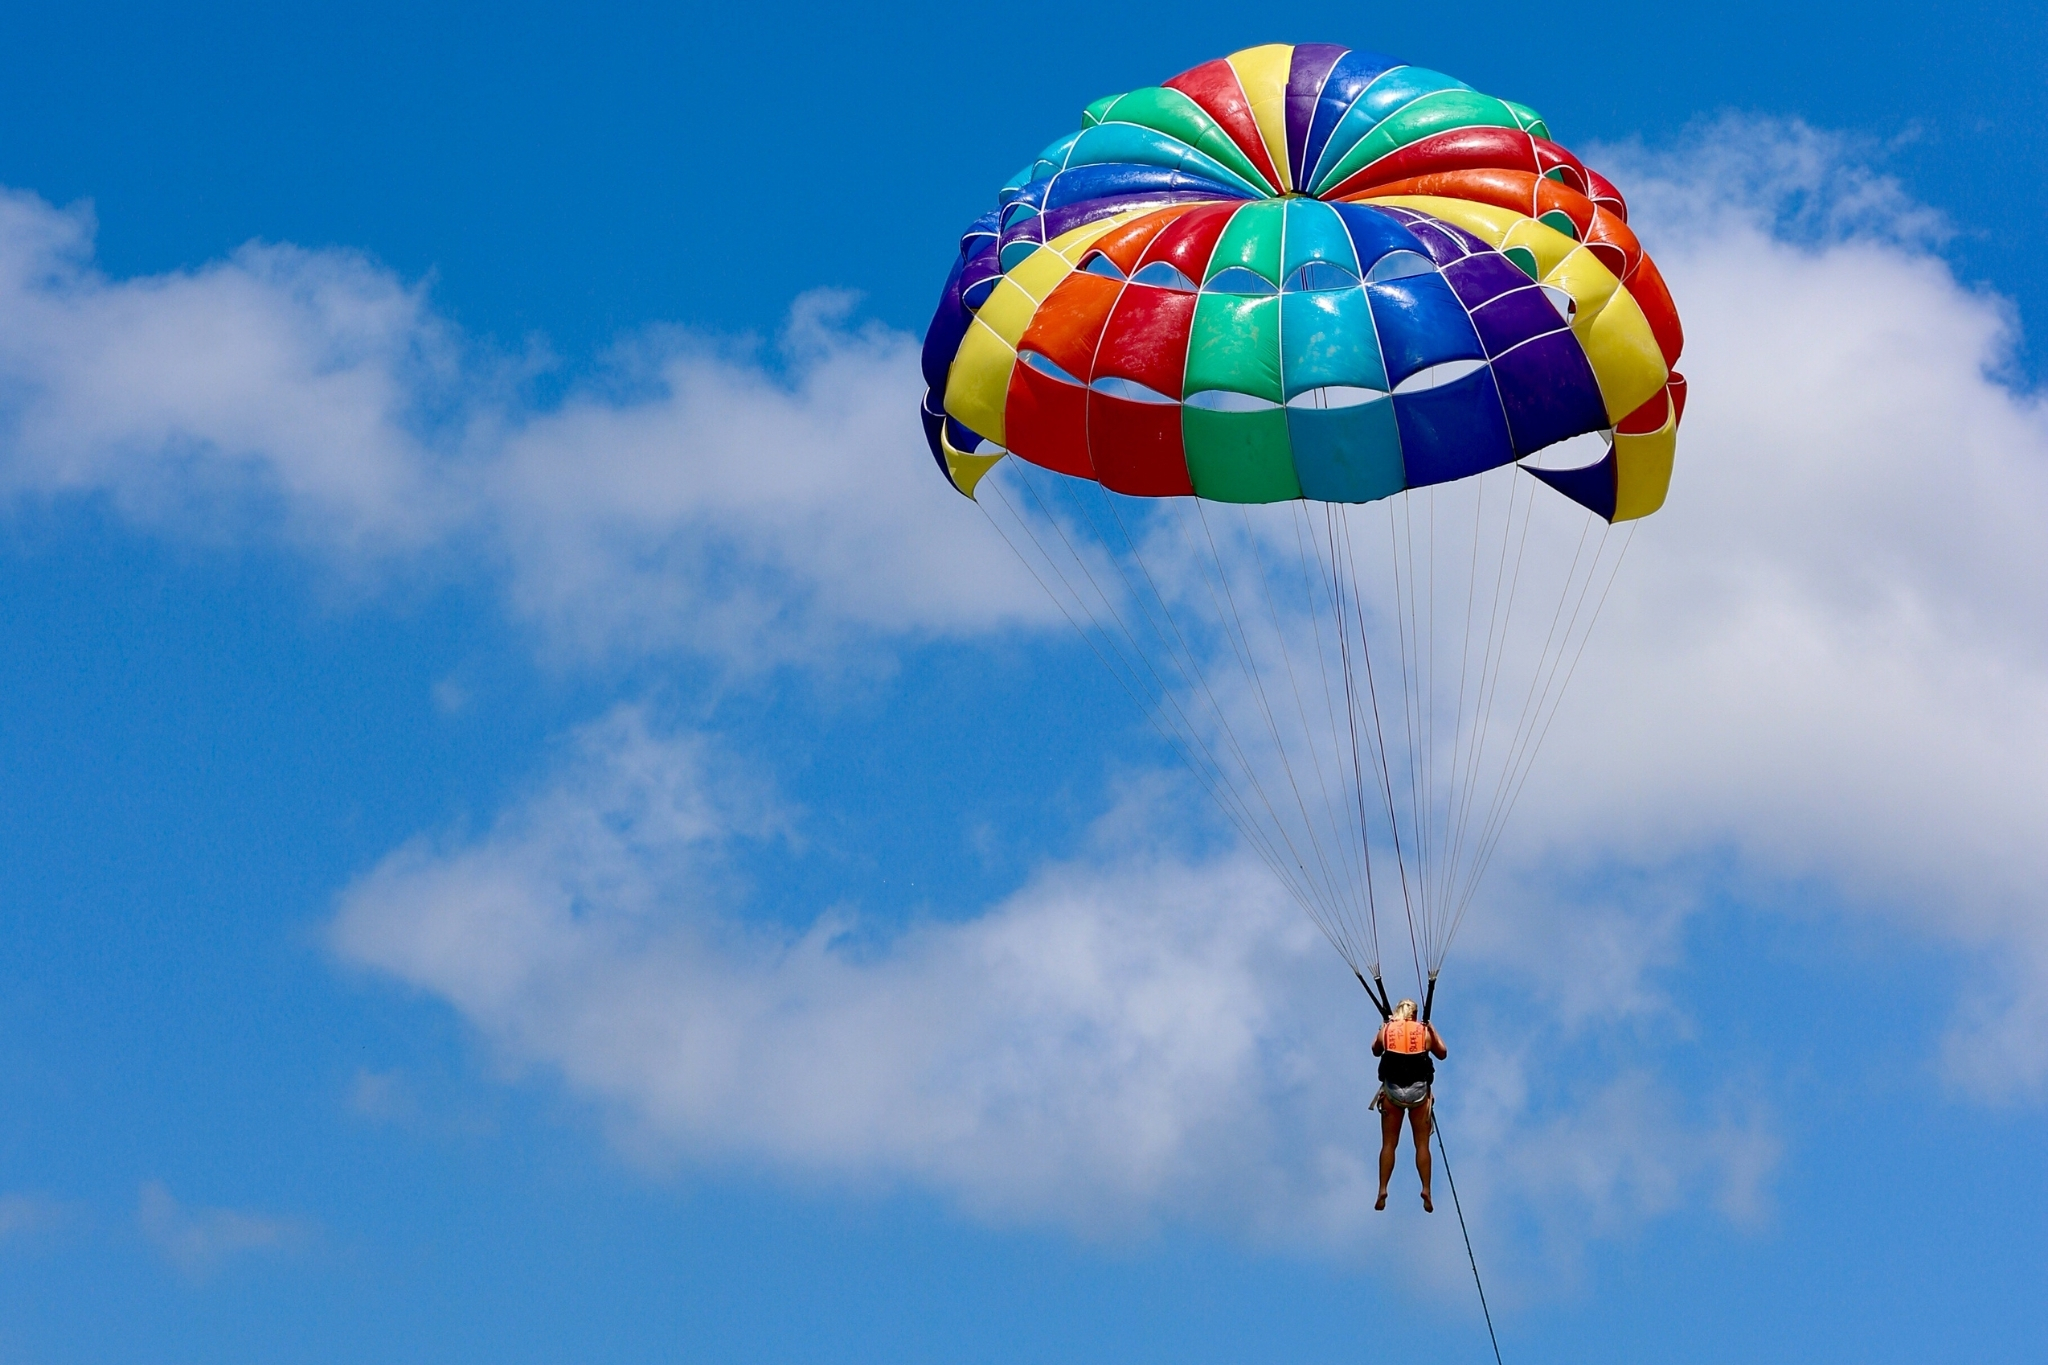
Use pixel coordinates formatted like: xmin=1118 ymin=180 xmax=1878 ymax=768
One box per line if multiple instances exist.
xmin=4 ymin=116 xmax=2046 ymax=1267
xmin=0 ymin=193 xmax=462 ymax=553
xmin=0 ymin=192 xmax=1048 ymax=663
xmin=333 ymin=705 xmax=1753 ymax=1283
xmin=483 ymin=294 xmax=1052 ymax=663
xmin=136 ymin=1181 xmax=305 ymax=1279
xmin=1505 ymin=121 xmax=2048 ymax=1090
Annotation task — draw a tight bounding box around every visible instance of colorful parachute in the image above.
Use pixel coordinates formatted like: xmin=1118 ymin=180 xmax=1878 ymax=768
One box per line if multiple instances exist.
xmin=922 ymin=42 xmax=1684 ymax=521
xmin=922 ymin=45 xmax=1685 ymax=990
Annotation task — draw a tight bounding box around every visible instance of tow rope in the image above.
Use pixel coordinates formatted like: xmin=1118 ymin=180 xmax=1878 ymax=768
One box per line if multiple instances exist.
xmin=1432 ymin=1113 xmax=1503 ymax=1365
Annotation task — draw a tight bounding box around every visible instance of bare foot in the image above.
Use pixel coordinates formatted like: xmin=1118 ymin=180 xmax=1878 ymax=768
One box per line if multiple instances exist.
xmin=1375 ymin=1190 xmax=1388 ymax=1211
xmin=1421 ymin=1190 xmax=1434 ymax=1213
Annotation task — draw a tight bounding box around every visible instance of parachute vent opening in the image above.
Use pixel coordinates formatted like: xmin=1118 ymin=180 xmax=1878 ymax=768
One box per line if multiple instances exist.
xmin=1539 ymin=284 xmax=1576 ymax=323
xmin=1021 ymin=350 xmax=1082 ymax=385
xmin=1366 ymin=250 xmax=1438 ymax=283
xmin=1088 ymin=374 xmax=1176 ymax=404
xmin=1130 ymin=260 xmax=1199 ymax=291
xmin=1392 ymin=358 xmax=1488 ymax=394
xmin=1185 ymin=389 xmax=1280 ymax=412
xmin=1204 ymin=266 xmax=1278 ymax=295
xmin=1081 ymin=252 xmax=1127 ymax=281
xmin=1286 ymin=385 xmax=1387 ymax=410
xmin=1519 ymin=429 xmax=1611 ymax=470
xmin=1286 ymin=261 xmax=1362 ymax=292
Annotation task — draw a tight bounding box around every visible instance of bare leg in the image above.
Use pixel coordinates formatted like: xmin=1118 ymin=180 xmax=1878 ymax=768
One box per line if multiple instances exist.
xmin=1376 ymin=1096 xmax=1403 ymax=1209
xmin=1410 ymin=1097 xmax=1434 ymax=1212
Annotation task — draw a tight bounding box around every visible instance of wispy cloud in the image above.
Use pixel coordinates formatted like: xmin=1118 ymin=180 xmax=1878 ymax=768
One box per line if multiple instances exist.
xmin=0 ymin=1191 xmax=79 ymax=1245
xmin=136 ymin=1181 xmax=306 ymax=1280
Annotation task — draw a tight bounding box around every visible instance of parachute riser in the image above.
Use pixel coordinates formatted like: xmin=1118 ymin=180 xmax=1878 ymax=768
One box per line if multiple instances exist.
xmin=1355 ymin=969 xmax=1393 ymax=1020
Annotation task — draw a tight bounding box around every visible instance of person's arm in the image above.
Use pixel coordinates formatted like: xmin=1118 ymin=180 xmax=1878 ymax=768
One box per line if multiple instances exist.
xmin=1428 ymin=1025 xmax=1447 ymax=1060
xmin=1371 ymin=1024 xmax=1387 ymax=1056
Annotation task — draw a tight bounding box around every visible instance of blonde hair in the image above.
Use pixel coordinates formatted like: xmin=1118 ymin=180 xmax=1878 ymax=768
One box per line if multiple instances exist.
xmin=1393 ymin=999 xmax=1418 ymax=1021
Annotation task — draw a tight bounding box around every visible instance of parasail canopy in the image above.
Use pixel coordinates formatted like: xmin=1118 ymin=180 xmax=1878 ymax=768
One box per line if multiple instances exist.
xmin=921 ymin=44 xmax=1686 ymax=990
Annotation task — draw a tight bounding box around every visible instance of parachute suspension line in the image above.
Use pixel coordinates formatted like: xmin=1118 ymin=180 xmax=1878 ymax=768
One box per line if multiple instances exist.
xmin=1335 ymin=464 xmax=1632 ymax=979
xmin=1152 ymin=493 xmax=1378 ymax=969
xmin=1423 ymin=486 xmax=1441 ymax=959
xmin=1002 ymin=464 xmax=1387 ymax=974
xmin=980 ymin=473 xmax=1322 ymax=921
xmin=975 ymin=480 xmax=1244 ymax=852
xmin=1070 ymin=486 xmax=1373 ymax=953
xmin=1191 ymin=499 xmax=1360 ymax=955
xmin=981 ymin=457 xmax=1637 ymax=988
xmin=1338 ymin=503 xmax=1425 ymax=994
xmin=1467 ymin=522 xmax=1635 ymax=904
xmin=1060 ymin=476 xmax=1308 ymax=877
xmin=1437 ymin=476 xmax=1490 ymax=929
xmin=1237 ymin=502 xmax=1371 ymax=963
xmin=1181 ymin=501 xmax=1351 ymax=937
xmin=1295 ymin=501 xmax=1381 ymax=968
xmin=1438 ymin=468 xmax=1536 ymax=952
xmin=1447 ymin=510 xmax=1604 ymax=940
xmin=1477 ymin=512 xmax=1596 ymax=826
xmin=1320 ymin=502 xmax=1386 ymax=978
xmin=1450 ymin=509 xmax=1605 ymax=942
xmin=1451 ymin=521 xmax=1637 ymax=942
xmin=1385 ymin=497 xmax=1433 ymax=986
xmin=1404 ymin=494 xmax=1443 ymax=968
xmin=1460 ymin=495 xmax=1591 ymax=956
xmin=1090 ymin=488 xmax=1366 ymax=942
xmin=1435 ymin=467 xmax=1547 ymax=964
xmin=1423 ymin=471 xmax=1516 ymax=963
xmin=1283 ymin=500 xmax=1376 ymax=969
xmin=1348 ymin=502 xmax=1424 ymax=994
xmin=1067 ymin=485 xmax=1327 ymax=933
xmin=1003 ymin=472 xmax=1251 ymax=824
xmin=1433 ymin=1112 xmax=1505 ymax=1365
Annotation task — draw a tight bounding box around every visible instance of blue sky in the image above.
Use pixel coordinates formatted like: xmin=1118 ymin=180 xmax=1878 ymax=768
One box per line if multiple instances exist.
xmin=1 ymin=3 xmax=2045 ymax=1362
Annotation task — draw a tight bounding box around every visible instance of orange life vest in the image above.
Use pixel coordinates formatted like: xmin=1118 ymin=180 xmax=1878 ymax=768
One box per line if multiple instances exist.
xmin=1383 ymin=1019 xmax=1432 ymax=1054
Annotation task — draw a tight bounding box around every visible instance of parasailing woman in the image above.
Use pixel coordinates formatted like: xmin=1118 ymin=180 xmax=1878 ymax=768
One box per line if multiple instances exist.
xmin=922 ymin=42 xmax=1678 ymax=1360
xmin=1373 ymin=999 xmax=1447 ymax=1211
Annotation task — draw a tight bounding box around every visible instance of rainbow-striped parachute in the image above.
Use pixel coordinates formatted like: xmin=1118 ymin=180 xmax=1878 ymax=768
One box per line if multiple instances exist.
xmin=921 ymin=46 xmax=1683 ymax=993
xmin=921 ymin=42 xmax=1684 ymax=523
